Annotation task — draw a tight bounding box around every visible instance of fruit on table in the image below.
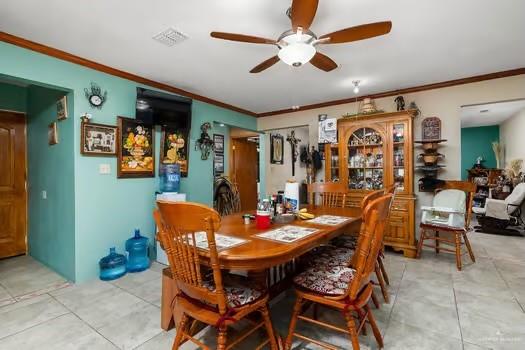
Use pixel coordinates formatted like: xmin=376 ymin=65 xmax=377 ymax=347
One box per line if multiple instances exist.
xmin=298 ymin=210 xmax=315 ymax=220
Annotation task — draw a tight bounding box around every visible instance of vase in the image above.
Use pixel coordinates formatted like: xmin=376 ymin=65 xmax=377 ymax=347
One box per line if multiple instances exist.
xmin=130 ymin=147 xmax=145 ymax=161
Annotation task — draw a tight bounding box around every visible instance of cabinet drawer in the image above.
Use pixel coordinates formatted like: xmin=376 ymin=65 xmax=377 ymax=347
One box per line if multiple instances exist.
xmin=391 ymin=199 xmax=409 ymax=212
xmin=386 ymin=211 xmax=409 ymax=242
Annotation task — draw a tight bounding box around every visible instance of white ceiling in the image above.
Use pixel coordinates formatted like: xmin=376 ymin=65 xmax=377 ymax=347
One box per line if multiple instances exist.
xmin=1 ymin=0 xmax=524 ymax=114
xmin=461 ymin=99 xmax=525 ymax=127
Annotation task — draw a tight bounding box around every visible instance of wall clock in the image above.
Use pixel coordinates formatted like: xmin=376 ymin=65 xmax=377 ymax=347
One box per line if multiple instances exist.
xmin=84 ymin=82 xmax=108 ymax=109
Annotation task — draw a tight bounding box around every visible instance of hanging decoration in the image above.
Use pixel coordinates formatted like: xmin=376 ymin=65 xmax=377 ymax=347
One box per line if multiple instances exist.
xmin=286 ymin=130 xmax=301 ymax=176
xmin=195 ymin=122 xmax=214 ymax=160
xmin=84 ymin=82 xmax=108 ymax=109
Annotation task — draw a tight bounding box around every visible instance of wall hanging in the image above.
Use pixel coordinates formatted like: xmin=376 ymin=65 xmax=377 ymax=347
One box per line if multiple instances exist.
xmin=195 ymin=122 xmax=214 ymax=160
xmin=270 ymin=134 xmax=284 ymax=164
xmin=213 ymin=134 xmax=225 ymax=176
xmin=80 ymin=122 xmax=117 ymax=156
xmin=117 ymin=116 xmax=154 ymax=178
xmin=84 ymin=82 xmax=107 ymax=109
xmin=160 ymin=125 xmax=190 ymax=177
xmin=48 ymin=122 xmax=58 ymax=145
xmin=286 ymin=130 xmax=301 ymax=176
xmin=57 ymin=96 xmax=68 ymax=120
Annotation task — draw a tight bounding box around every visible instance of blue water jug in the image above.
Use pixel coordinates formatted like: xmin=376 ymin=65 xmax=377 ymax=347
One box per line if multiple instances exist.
xmin=160 ymin=163 xmax=181 ymax=193
xmin=99 ymin=247 xmax=127 ymax=281
xmin=125 ymin=229 xmax=150 ymax=272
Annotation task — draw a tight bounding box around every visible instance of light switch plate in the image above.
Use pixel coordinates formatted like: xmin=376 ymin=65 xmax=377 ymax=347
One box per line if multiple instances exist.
xmin=42 ymin=190 xmax=47 ymax=199
xmin=99 ymin=163 xmax=111 ymax=175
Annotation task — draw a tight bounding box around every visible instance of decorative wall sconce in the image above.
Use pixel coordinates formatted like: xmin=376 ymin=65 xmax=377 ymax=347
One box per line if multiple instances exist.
xmin=195 ymin=122 xmax=214 ymax=160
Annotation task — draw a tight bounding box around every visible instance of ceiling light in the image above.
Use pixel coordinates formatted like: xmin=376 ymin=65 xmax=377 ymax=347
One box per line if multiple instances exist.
xmin=352 ymin=80 xmax=361 ymax=94
xmin=292 ymin=105 xmax=300 ymax=110
xmin=219 ymin=123 xmax=225 ymax=127
xmin=278 ymin=30 xmax=316 ymax=67
xmin=136 ymin=99 xmax=150 ymax=110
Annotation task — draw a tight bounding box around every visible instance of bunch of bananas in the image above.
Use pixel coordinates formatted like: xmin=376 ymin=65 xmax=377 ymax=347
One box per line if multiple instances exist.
xmin=298 ymin=208 xmax=315 ymax=220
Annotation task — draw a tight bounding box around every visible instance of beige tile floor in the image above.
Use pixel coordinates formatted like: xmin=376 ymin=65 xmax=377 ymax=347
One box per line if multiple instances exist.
xmin=0 ymin=230 xmax=524 ymax=350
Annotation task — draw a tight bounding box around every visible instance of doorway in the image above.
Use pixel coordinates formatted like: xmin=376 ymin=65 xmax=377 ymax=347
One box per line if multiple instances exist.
xmin=0 ymin=111 xmax=27 ymax=259
xmin=230 ymin=135 xmax=259 ymax=211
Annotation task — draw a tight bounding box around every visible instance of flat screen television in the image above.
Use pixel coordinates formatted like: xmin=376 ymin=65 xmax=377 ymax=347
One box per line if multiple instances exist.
xmin=135 ymin=88 xmax=192 ymax=129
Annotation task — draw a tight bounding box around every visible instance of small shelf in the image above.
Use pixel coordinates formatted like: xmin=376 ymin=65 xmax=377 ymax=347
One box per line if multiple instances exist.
xmin=393 ymin=141 xmax=405 ymax=145
xmin=348 ymin=143 xmax=383 ymax=148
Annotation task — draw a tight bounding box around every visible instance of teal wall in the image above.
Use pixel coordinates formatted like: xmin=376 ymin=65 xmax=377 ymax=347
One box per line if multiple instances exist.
xmin=0 ymin=81 xmax=27 ymax=112
xmin=461 ymin=125 xmax=500 ymax=179
xmin=0 ymin=41 xmax=259 ymax=282
xmin=27 ymin=86 xmax=75 ymax=279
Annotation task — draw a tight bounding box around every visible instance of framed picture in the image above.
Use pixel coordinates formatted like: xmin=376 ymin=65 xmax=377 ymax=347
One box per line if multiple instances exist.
xmin=160 ymin=125 xmax=190 ymax=177
xmin=422 ymin=117 xmax=442 ymax=140
xmin=270 ymin=134 xmax=284 ymax=164
xmin=80 ymin=122 xmax=117 ymax=156
xmin=214 ymin=152 xmax=224 ymax=175
xmin=48 ymin=122 xmax=58 ymax=145
xmin=57 ymin=96 xmax=68 ymax=120
xmin=117 ymin=116 xmax=155 ymax=178
xmin=318 ymin=114 xmax=337 ymax=144
xmin=213 ymin=134 xmax=224 ymax=153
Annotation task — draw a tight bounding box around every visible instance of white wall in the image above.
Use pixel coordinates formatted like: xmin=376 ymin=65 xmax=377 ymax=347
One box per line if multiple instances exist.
xmin=258 ymin=75 xmax=525 ymax=210
xmin=265 ymin=126 xmax=309 ymax=195
xmin=500 ymin=107 xmax=525 ymax=167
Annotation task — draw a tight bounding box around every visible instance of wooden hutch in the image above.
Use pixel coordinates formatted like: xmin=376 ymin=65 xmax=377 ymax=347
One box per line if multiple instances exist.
xmin=325 ymin=110 xmax=417 ymax=257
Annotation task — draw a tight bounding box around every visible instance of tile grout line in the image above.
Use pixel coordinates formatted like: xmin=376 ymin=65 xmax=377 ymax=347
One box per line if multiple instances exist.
xmin=491 ymin=257 xmax=525 ymax=314
xmin=452 ymin=287 xmax=465 ymax=350
xmin=48 ymin=292 xmax=123 ymax=349
xmin=110 ymin=276 xmax=162 ymax=309
xmin=377 ymin=261 xmax=406 ymax=345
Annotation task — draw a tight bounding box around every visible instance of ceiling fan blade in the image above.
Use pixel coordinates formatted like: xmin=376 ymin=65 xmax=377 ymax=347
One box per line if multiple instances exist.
xmin=291 ymin=0 xmax=319 ymax=31
xmin=250 ymin=56 xmax=280 ymax=73
xmin=310 ymin=52 xmax=337 ymax=72
xmin=319 ymin=21 xmax=392 ymax=44
xmin=210 ymin=32 xmax=276 ymax=45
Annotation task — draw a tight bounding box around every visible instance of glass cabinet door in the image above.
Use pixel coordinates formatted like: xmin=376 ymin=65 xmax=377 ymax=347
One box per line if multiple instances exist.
xmin=392 ymin=123 xmax=406 ymax=191
xmin=347 ymin=127 xmax=384 ymax=190
xmin=329 ymin=145 xmax=340 ymax=182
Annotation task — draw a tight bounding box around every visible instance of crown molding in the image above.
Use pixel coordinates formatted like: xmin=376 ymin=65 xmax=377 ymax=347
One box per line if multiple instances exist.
xmin=258 ymin=68 xmax=525 ymax=117
xmin=0 ymin=31 xmax=258 ymax=117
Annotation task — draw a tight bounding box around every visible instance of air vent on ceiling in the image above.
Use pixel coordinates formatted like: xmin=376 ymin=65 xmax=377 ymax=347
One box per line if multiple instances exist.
xmin=153 ymin=27 xmax=189 ymax=46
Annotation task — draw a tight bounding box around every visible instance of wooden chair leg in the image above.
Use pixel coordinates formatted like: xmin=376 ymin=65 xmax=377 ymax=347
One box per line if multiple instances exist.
xmin=416 ymin=229 xmax=426 ymax=258
xmin=463 ymin=232 xmax=476 ymax=263
xmin=344 ymin=311 xmax=361 ymax=350
xmin=435 ymin=231 xmax=440 ymax=254
xmin=371 ymin=290 xmax=380 ymax=309
xmin=217 ymin=325 xmax=228 ymax=350
xmin=172 ymin=313 xmax=188 ymax=350
xmin=378 ymin=257 xmax=390 ymax=286
xmin=375 ymin=263 xmax=389 ymax=303
xmin=455 ymin=232 xmax=462 ymax=271
xmin=260 ymin=305 xmax=278 ymax=350
xmin=285 ymin=296 xmax=303 ymax=350
xmin=365 ymin=304 xmax=384 ymax=349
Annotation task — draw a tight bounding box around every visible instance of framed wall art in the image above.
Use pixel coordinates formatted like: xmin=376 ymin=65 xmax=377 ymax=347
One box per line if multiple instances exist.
xmin=421 ymin=117 xmax=442 ymax=140
xmin=57 ymin=96 xmax=68 ymax=120
xmin=270 ymin=133 xmax=284 ymax=164
xmin=160 ymin=125 xmax=190 ymax=177
xmin=117 ymin=116 xmax=154 ymax=178
xmin=213 ymin=134 xmax=224 ymax=153
xmin=80 ymin=122 xmax=117 ymax=156
xmin=48 ymin=122 xmax=58 ymax=145
xmin=214 ymin=152 xmax=224 ymax=175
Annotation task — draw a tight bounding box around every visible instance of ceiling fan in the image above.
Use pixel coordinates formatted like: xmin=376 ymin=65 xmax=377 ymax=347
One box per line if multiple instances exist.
xmin=210 ymin=0 xmax=392 ymax=73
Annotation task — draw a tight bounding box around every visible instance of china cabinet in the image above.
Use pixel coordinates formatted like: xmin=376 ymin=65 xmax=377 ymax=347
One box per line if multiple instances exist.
xmin=327 ymin=110 xmax=417 ymax=257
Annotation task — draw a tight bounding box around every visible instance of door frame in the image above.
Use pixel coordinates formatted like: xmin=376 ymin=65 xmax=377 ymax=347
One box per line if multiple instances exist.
xmin=0 ymin=109 xmax=28 ymax=257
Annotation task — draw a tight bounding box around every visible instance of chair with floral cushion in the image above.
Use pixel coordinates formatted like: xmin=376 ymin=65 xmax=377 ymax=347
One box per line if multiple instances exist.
xmin=285 ymin=194 xmax=393 ymax=350
xmin=155 ymin=201 xmax=278 ymax=350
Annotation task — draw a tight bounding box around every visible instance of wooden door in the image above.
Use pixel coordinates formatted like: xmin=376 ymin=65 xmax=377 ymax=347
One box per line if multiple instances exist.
xmin=231 ymin=138 xmax=258 ymax=211
xmin=0 ymin=111 xmax=27 ymax=259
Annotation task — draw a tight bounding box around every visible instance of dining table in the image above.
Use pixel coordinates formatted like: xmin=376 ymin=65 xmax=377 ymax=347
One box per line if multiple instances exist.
xmin=160 ymin=205 xmax=362 ymax=331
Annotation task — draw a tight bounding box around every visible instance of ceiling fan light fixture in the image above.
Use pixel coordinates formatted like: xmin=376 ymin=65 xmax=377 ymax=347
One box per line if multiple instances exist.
xmin=352 ymin=80 xmax=361 ymax=94
xmin=278 ymin=43 xmax=316 ymax=67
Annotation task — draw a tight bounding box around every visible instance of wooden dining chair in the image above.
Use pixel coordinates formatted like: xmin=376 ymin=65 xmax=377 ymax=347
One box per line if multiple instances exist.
xmin=331 ymin=188 xmax=392 ymax=303
xmin=307 ymin=182 xmax=347 ymax=207
xmin=285 ymin=194 xmax=393 ymax=350
xmin=155 ymin=201 xmax=278 ymax=350
xmin=416 ymin=181 xmax=477 ymax=270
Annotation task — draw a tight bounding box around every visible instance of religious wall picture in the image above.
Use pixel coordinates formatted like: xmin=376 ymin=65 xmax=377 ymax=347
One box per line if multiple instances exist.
xmin=318 ymin=114 xmax=337 ymax=144
xmin=160 ymin=125 xmax=189 ymax=177
xmin=57 ymin=96 xmax=68 ymax=120
xmin=421 ymin=117 xmax=442 ymax=140
xmin=80 ymin=122 xmax=117 ymax=156
xmin=117 ymin=116 xmax=154 ymax=178
xmin=270 ymin=134 xmax=284 ymax=164
xmin=48 ymin=122 xmax=58 ymax=145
